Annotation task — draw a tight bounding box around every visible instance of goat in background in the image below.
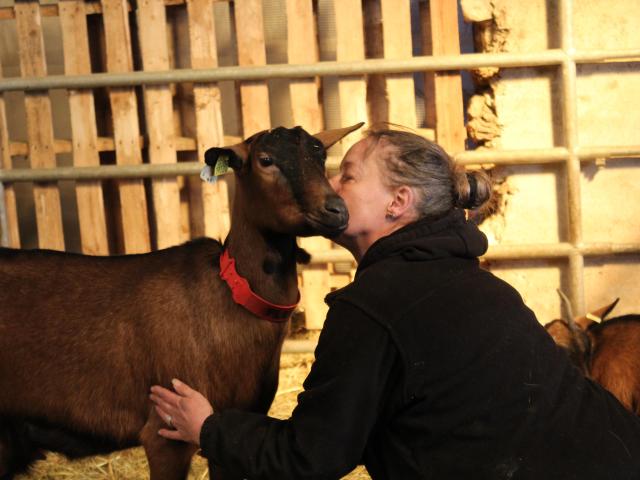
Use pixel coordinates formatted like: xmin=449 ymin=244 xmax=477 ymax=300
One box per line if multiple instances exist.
xmin=546 ymin=291 xmax=640 ymax=415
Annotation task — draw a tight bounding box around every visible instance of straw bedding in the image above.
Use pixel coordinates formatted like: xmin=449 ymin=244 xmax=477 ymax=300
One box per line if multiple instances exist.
xmin=16 ymin=353 xmax=370 ymax=480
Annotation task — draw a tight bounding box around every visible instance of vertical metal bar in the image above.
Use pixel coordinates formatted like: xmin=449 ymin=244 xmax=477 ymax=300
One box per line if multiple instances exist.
xmin=559 ymin=0 xmax=585 ymax=315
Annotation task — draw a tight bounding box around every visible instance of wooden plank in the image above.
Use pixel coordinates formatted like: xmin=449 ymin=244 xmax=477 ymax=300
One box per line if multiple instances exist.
xmin=59 ymin=0 xmax=109 ymax=255
xmin=419 ymin=0 xmax=436 ymax=129
xmin=380 ymin=0 xmax=417 ymax=128
xmin=233 ymin=0 xmax=271 ymax=135
xmin=186 ymin=0 xmax=230 ymax=241
xmin=8 ymin=135 xmax=240 ymax=158
xmin=326 ymin=0 xmax=366 ymax=310
xmin=0 ymin=60 xmax=20 ymax=248
xmin=286 ymin=0 xmax=323 ymax=133
xmin=0 ymin=1 xmax=238 ymax=20
xmin=363 ymin=0 xmax=388 ymax=125
xmin=168 ymin=7 xmax=195 ymax=242
xmin=425 ymin=0 xmax=466 ymax=152
xmin=286 ymin=0 xmax=330 ymax=330
xmin=15 ymin=1 xmax=65 ymax=251
xmin=137 ymin=0 xmax=182 ymax=249
xmin=101 ymin=0 xmax=151 ymax=253
xmin=334 ymin=0 xmax=367 ymax=152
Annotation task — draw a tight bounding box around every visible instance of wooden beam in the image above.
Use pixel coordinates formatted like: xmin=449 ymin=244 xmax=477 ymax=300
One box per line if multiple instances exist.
xmin=0 ymin=1 xmax=232 ymax=20
xmin=233 ymin=0 xmax=271 ymax=135
xmin=380 ymin=0 xmax=417 ymax=128
xmin=59 ymin=0 xmax=110 ymax=255
xmin=425 ymin=0 xmax=466 ymax=152
xmin=0 ymin=61 xmax=20 ymax=247
xmin=332 ymin=0 xmax=369 ymax=296
xmin=286 ymin=0 xmax=331 ymax=330
xmin=101 ymin=0 xmax=151 ymax=253
xmin=186 ymin=0 xmax=231 ymax=241
xmin=137 ymin=0 xmax=183 ymax=249
xmin=334 ymin=0 xmax=368 ymax=152
xmin=15 ymin=1 xmax=65 ymax=251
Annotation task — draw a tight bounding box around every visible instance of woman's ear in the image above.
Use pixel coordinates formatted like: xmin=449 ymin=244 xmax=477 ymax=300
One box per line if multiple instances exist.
xmin=387 ymin=185 xmax=416 ymax=219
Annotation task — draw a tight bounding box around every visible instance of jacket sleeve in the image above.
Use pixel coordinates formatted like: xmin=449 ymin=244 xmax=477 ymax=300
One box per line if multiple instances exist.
xmin=199 ymin=299 xmax=398 ymax=479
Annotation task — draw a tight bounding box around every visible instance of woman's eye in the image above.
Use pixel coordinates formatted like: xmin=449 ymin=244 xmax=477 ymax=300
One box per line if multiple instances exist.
xmin=341 ymin=175 xmax=353 ymax=183
xmin=259 ymin=156 xmax=274 ymax=167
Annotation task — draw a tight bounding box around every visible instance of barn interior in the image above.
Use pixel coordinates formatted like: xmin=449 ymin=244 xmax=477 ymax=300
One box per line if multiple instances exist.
xmin=1 ymin=0 xmax=639 ymax=478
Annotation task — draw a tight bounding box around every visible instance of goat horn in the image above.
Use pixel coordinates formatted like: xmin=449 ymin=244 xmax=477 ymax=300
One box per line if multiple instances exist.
xmin=313 ymin=122 xmax=365 ymax=149
xmin=557 ymin=289 xmax=580 ymax=332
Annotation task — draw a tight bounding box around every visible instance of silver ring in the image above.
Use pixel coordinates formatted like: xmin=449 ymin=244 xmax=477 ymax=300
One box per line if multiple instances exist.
xmin=166 ymin=415 xmax=173 ymax=427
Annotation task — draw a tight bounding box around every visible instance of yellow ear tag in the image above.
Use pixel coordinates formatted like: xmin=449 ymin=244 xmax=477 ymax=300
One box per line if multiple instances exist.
xmin=214 ymin=154 xmax=230 ymax=176
xmin=200 ymin=154 xmax=230 ymax=184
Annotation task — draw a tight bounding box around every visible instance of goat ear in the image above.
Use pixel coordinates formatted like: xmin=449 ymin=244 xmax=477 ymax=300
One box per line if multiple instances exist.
xmin=203 ymin=130 xmax=268 ymax=174
xmin=313 ymin=122 xmax=365 ymax=149
xmin=577 ymin=298 xmax=620 ymax=327
xmin=598 ymin=298 xmax=620 ymax=321
xmin=204 ymin=146 xmax=245 ymax=173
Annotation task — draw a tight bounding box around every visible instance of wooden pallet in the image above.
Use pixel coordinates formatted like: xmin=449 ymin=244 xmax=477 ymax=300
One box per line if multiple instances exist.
xmin=0 ymin=0 xmax=466 ymax=330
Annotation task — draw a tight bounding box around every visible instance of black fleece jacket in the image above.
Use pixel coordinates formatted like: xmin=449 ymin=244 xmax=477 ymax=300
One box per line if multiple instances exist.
xmin=200 ymin=210 xmax=640 ymax=479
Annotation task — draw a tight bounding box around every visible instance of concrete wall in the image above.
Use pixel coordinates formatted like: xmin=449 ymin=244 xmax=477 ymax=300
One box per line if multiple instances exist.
xmin=464 ymin=0 xmax=640 ymax=322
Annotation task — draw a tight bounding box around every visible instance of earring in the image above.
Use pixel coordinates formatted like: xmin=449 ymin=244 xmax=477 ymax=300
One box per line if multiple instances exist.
xmin=386 ymin=209 xmax=396 ymax=220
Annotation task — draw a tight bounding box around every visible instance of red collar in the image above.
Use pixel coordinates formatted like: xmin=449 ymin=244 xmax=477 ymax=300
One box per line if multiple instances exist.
xmin=219 ymin=249 xmax=299 ymax=322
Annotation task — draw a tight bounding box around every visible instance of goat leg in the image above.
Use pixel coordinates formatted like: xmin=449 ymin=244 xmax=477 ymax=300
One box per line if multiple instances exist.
xmin=140 ymin=410 xmax=197 ymax=480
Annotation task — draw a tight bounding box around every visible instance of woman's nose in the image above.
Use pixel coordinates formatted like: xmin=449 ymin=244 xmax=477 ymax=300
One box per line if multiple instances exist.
xmin=329 ymin=174 xmax=340 ymax=192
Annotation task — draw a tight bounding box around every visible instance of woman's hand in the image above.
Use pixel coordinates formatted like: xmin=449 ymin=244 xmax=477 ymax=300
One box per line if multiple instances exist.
xmin=149 ymin=379 xmax=214 ymax=445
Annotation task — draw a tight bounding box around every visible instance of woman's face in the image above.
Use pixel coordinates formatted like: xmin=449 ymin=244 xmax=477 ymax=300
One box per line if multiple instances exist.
xmin=329 ymin=136 xmax=395 ymax=251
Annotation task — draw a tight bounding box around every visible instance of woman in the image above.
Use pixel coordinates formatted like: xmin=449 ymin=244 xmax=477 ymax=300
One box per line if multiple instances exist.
xmin=150 ymin=128 xmax=640 ymax=479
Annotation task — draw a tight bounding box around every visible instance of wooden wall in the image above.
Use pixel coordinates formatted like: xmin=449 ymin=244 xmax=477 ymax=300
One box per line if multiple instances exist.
xmin=0 ymin=0 xmax=465 ymax=329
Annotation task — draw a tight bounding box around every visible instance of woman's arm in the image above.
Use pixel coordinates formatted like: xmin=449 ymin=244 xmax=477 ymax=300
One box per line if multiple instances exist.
xmin=152 ymin=299 xmax=397 ymax=479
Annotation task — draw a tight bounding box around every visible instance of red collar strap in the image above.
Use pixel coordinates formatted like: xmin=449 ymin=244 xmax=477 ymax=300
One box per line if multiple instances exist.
xmin=219 ymin=249 xmax=299 ymax=322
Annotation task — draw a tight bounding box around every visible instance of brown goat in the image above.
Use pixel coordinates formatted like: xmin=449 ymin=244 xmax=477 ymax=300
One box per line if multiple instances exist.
xmin=545 ymin=293 xmax=640 ymax=414
xmin=0 ymin=124 xmax=361 ymax=480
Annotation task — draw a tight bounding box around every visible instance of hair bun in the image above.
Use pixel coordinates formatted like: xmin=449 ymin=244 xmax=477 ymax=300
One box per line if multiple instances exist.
xmin=456 ymin=170 xmax=492 ymax=210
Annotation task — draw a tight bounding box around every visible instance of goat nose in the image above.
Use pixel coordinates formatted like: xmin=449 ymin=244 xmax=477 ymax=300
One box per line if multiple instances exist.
xmin=324 ymin=196 xmax=347 ymax=216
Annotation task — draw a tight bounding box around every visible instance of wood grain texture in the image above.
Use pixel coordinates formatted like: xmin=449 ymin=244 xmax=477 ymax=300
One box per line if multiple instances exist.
xmin=187 ymin=0 xmax=230 ymax=241
xmin=59 ymin=0 xmax=109 ymax=254
xmin=101 ymin=0 xmax=151 ymax=253
xmin=0 ymin=60 xmax=20 ymax=248
xmin=15 ymin=1 xmax=65 ymax=250
xmin=137 ymin=0 xmax=182 ymax=249
xmin=233 ymin=0 xmax=271 ymax=135
xmin=287 ymin=0 xmax=330 ymax=329
xmin=380 ymin=0 xmax=417 ymax=129
xmin=426 ymin=0 xmax=466 ymax=152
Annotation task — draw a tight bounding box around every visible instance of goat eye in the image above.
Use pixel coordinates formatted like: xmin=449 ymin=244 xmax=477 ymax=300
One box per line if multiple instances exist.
xmin=259 ymin=156 xmax=274 ymax=167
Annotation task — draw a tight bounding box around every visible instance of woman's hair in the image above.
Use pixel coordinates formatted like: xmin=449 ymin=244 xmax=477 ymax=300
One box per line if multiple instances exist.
xmin=366 ymin=128 xmax=492 ymax=219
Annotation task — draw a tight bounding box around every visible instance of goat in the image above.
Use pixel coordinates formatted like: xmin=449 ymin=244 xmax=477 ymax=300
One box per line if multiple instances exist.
xmin=0 ymin=123 xmax=362 ymax=480
xmin=545 ymin=292 xmax=640 ymax=414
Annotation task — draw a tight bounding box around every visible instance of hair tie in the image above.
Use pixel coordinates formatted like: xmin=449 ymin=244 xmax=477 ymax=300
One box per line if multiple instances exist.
xmin=466 ymin=173 xmax=477 ymax=207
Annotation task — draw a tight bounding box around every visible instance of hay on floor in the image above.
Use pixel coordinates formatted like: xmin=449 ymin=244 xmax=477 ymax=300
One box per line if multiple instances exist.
xmin=17 ymin=353 xmax=370 ymax=479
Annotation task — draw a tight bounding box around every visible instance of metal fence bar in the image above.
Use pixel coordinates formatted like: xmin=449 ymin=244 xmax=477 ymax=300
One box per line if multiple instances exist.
xmin=1 ymin=48 xmax=640 ymax=93
xmin=559 ymin=0 xmax=586 ymax=315
xmin=3 ymin=143 xmax=640 ymax=182
xmin=455 ymin=147 xmax=570 ymax=164
xmin=308 ymin=242 xmax=640 ymax=265
xmin=0 ymin=162 xmax=204 ymax=182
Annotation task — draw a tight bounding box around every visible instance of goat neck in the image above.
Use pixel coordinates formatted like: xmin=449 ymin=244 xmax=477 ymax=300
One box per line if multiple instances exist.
xmin=224 ymin=209 xmax=299 ymax=307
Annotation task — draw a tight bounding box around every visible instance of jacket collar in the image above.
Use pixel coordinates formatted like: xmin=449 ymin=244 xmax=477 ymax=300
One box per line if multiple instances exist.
xmin=355 ymin=209 xmax=488 ymax=277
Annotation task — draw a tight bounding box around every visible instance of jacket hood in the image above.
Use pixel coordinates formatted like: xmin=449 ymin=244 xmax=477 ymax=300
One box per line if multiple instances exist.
xmin=356 ymin=209 xmax=488 ymax=276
